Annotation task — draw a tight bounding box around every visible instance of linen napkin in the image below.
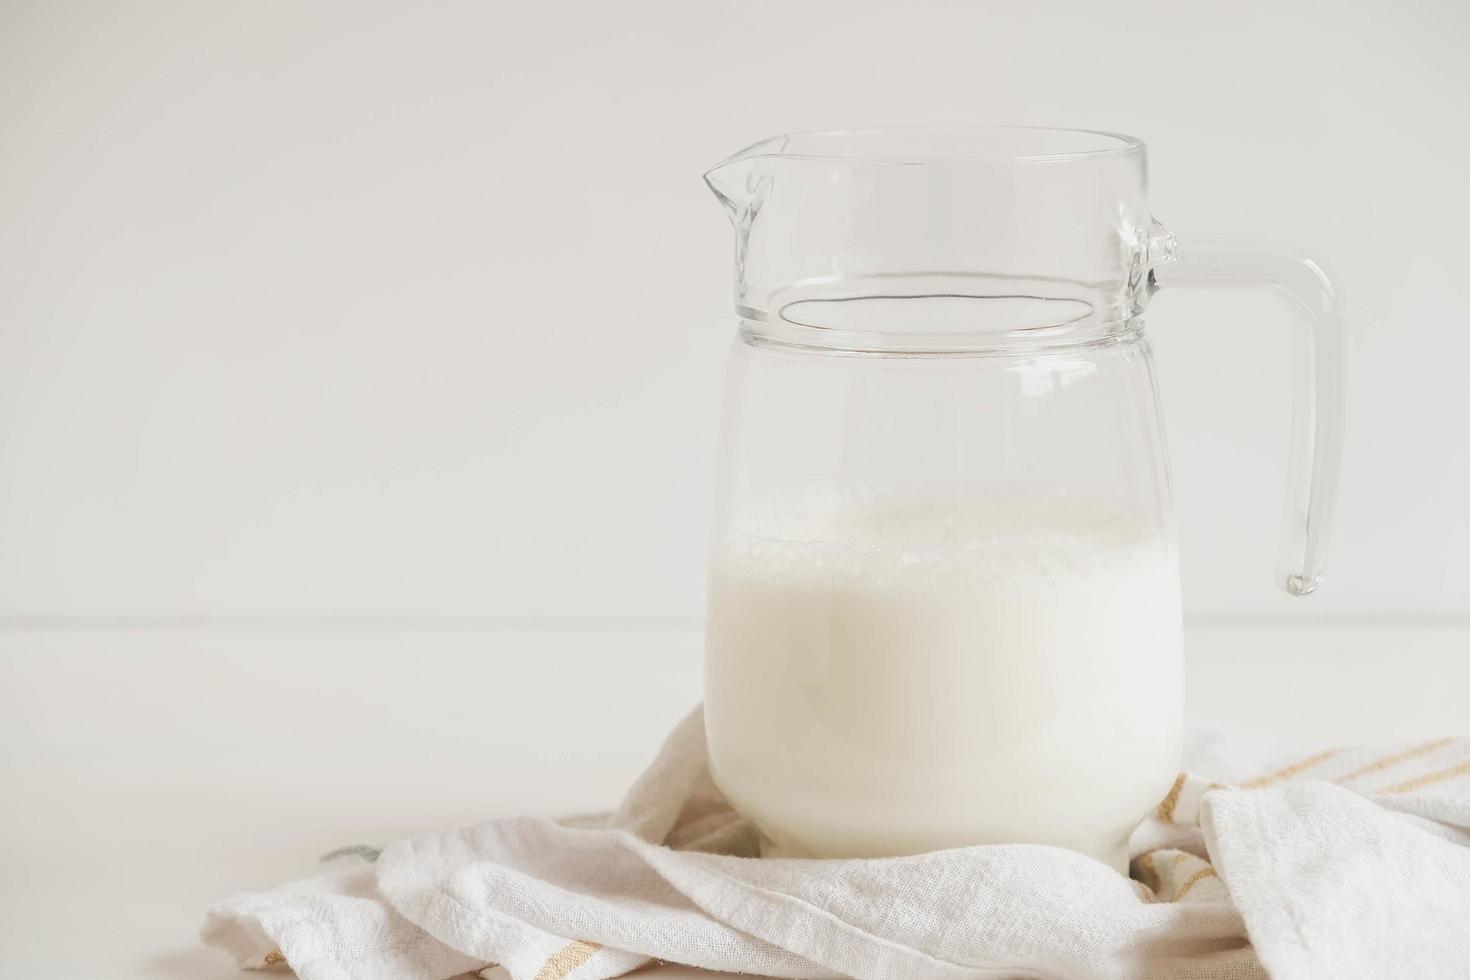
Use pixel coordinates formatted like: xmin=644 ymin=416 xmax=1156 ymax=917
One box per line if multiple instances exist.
xmin=203 ymin=708 xmax=1470 ymax=980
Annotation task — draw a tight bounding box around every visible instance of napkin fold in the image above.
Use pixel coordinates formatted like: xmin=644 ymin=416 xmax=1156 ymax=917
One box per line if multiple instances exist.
xmin=203 ymin=709 xmax=1470 ymax=980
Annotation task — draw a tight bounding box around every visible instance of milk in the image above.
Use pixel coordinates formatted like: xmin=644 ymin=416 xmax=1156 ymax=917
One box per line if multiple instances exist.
xmin=704 ymin=493 xmax=1183 ymax=871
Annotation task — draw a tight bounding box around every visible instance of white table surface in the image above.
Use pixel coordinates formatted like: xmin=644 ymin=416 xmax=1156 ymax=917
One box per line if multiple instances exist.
xmin=1 ymin=622 xmax=1465 ymax=979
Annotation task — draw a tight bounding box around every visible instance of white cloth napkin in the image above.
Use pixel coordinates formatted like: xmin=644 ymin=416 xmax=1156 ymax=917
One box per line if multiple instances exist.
xmin=203 ymin=708 xmax=1470 ymax=980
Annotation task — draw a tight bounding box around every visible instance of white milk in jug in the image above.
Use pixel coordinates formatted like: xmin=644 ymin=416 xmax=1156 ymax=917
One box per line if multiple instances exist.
xmin=704 ymin=492 xmax=1183 ymax=871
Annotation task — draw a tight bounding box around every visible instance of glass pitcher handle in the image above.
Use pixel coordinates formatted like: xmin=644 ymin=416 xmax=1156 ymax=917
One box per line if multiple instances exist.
xmin=1149 ymin=228 xmax=1345 ymax=596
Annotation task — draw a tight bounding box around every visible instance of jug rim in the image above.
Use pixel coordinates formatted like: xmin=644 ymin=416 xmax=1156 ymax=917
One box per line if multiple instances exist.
xmin=716 ymin=125 xmax=1145 ymax=166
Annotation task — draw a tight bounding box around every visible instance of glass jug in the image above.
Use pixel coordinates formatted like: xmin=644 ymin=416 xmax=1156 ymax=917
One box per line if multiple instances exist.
xmin=701 ymin=127 xmax=1343 ymax=871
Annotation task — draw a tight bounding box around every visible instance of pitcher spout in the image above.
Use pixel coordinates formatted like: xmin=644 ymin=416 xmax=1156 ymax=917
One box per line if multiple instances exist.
xmin=703 ymin=135 xmax=785 ymax=221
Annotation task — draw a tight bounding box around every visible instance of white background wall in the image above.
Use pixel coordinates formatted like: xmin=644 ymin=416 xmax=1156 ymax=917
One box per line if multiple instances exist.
xmin=1 ymin=0 xmax=1466 ymax=624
